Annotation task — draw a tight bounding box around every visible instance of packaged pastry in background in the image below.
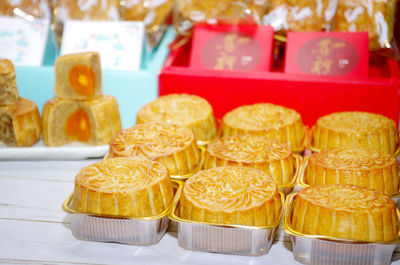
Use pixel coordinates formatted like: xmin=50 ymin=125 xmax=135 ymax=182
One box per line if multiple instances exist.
xmin=262 ymin=0 xmax=338 ymax=35
xmin=0 ymin=0 xmax=50 ymax=19
xmin=173 ymin=0 xmax=268 ymax=37
xmin=51 ymin=0 xmax=120 ymax=47
xmin=300 ymin=148 xmax=399 ymax=197
xmin=0 ymin=59 xmax=41 ymax=147
xmin=332 ymin=0 xmax=397 ymax=51
xmin=221 ymin=103 xmax=306 ymax=152
xmin=109 ymin=122 xmax=202 ymax=176
xmin=137 ymin=94 xmax=217 ymax=144
xmin=119 ymin=0 xmax=172 ymax=47
xmin=288 ymin=184 xmax=399 ymax=242
xmin=311 ymin=111 xmax=399 ymax=155
xmin=204 ymin=135 xmax=297 ymax=189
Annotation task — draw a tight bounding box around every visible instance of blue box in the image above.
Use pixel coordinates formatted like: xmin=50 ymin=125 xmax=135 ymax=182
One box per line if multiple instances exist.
xmin=15 ymin=28 xmax=174 ymax=129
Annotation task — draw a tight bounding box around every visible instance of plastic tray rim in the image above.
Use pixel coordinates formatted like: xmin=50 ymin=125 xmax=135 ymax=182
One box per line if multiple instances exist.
xmin=169 ymin=190 xmax=285 ymax=230
xmin=62 ymin=179 xmax=183 ymax=221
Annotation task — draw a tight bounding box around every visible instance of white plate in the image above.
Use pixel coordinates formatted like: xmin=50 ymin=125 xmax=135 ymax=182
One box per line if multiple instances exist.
xmin=0 ymin=140 xmax=109 ymax=160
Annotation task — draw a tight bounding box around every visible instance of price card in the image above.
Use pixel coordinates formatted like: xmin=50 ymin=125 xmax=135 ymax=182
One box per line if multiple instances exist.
xmin=0 ymin=17 xmax=49 ymax=66
xmin=61 ymin=20 xmax=144 ymax=71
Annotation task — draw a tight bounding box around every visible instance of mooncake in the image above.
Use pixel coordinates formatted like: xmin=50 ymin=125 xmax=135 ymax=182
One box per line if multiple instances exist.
xmin=222 ymin=103 xmax=305 ymax=152
xmin=0 ymin=59 xmax=18 ymax=106
xmin=136 ymin=94 xmax=217 ymax=143
xmin=180 ymin=166 xmax=282 ymax=226
xmin=291 ymin=184 xmax=399 ymax=242
xmin=312 ymin=111 xmax=398 ymax=154
xmin=73 ymin=157 xmax=174 ymax=217
xmin=0 ymin=97 xmax=41 ymax=147
xmin=304 ymin=148 xmax=399 ymax=196
xmin=109 ymin=122 xmax=201 ymax=176
xmin=204 ymin=135 xmax=296 ymax=186
xmin=54 ymin=52 xmax=103 ymax=100
xmin=42 ymin=95 xmax=121 ymax=146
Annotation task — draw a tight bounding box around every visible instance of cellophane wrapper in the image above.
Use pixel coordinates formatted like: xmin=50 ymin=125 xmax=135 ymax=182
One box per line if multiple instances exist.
xmin=120 ymin=0 xmax=173 ymax=48
xmin=173 ymin=0 xmax=269 ymax=37
xmin=0 ymin=0 xmax=50 ymax=19
xmin=50 ymin=0 xmax=120 ymax=48
xmin=262 ymin=0 xmax=338 ymax=34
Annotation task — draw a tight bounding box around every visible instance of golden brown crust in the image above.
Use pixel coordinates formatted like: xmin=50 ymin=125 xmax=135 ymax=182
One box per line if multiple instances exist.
xmin=73 ymin=157 xmax=174 ymax=217
xmin=137 ymin=94 xmax=217 ymax=142
xmin=109 ymin=122 xmax=201 ymax=176
xmin=0 ymin=59 xmax=18 ymax=106
xmin=42 ymin=95 xmax=121 ymax=146
xmin=291 ymin=184 xmax=399 ymax=242
xmin=313 ymin=111 xmax=398 ymax=154
xmin=332 ymin=0 xmax=396 ymax=50
xmin=222 ymin=103 xmax=305 ymax=152
xmin=54 ymin=52 xmax=102 ymax=100
xmin=263 ymin=0 xmax=338 ymax=34
xmin=180 ymin=166 xmax=281 ymax=226
xmin=204 ymin=135 xmax=296 ymax=186
xmin=305 ymin=148 xmax=399 ymax=196
xmin=0 ymin=97 xmax=41 ymax=147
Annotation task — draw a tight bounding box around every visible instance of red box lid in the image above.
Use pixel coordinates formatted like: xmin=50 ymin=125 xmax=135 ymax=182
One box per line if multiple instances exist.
xmin=285 ymin=32 xmax=369 ymax=77
xmin=190 ymin=24 xmax=274 ymax=71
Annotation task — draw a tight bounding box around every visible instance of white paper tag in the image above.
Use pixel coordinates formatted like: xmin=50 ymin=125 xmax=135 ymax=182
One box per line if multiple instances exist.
xmin=0 ymin=17 xmax=49 ymax=66
xmin=60 ymin=20 xmax=144 ymax=71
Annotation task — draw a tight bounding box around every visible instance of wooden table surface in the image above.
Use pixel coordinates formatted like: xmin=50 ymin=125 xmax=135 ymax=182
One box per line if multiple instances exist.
xmin=1 ymin=159 xmax=400 ymax=265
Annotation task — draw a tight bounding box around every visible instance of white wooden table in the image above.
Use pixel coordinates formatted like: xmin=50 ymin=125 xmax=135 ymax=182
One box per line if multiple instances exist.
xmin=1 ymin=160 xmax=400 ymax=265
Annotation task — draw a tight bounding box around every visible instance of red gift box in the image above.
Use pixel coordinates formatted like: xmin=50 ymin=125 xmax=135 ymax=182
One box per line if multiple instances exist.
xmin=160 ymin=32 xmax=400 ymax=127
xmin=285 ymin=32 xmax=369 ymax=77
xmin=190 ymin=24 xmax=274 ymax=71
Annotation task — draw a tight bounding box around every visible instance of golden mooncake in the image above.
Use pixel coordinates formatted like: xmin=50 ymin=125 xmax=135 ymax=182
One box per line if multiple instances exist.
xmin=291 ymin=184 xmax=399 ymax=242
xmin=136 ymin=94 xmax=217 ymax=143
xmin=54 ymin=52 xmax=102 ymax=100
xmin=180 ymin=166 xmax=282 ymax=226
xmin=332 ymin=0 xmax=397 ymax=50
xmin=109 ymin=122 xmax=201 ymax=176
xmin=0 ymin=59 xmax=18 ymax=106
xmin=0 ymin=97 xmax=41 ymax=147
xmin=73 ymin=157 xmax=174 ymax=217
xmin=204 ymin=135 xmax=296 ymax=186
xmin=42 ymin=95 xmax=121 ymax=146
xmin=263 ymin=0 xmax=338 ymax=34
xmin=312 ymin=111 xmax=398 ymax=154
xmin=304 ymin=148 xmax=399 ymax=196
xmin=222 ymin=103 xmax=305 ymax=152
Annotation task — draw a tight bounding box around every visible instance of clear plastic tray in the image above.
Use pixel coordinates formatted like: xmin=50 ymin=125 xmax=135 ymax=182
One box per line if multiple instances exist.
xmin=283 ymin=193 xmax=400 ymax=265
xmin=62 ymin=180 xmax=182 ymax=245
xmin=169 ymin=190 xmax=284 ymax=256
